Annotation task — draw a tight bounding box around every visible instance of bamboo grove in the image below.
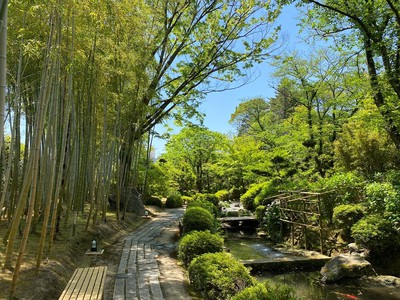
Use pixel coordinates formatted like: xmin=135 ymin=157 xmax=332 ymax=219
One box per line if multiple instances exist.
xmin=0 ymin=0 xmax=283 ymax=295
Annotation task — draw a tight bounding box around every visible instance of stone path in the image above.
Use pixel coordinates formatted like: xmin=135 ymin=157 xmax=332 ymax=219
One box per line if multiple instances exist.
xmin=113 ymin=208 xmax=184 ymax=300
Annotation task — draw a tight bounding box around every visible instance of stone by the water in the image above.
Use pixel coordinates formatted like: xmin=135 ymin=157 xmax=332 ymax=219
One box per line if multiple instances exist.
xmin=321 ymin=253 xmax=376 ymax=283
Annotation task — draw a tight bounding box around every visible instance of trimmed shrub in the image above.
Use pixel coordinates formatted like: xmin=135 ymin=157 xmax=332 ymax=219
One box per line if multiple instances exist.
xmin=231 ymin=281 xmax=297 ymax=300
xmin=143 ymin=195 xmax=163 ymax=207
xmin=188 ymin=252 xmax=255 ymax=300
xmin=333 ymin=204 xmax=365 ymax=240
xmin=194 ymin=193 xmax=219 ymax=206
xmin=215 ymin=190 xmax=230 ymax=202
xmin=165 ymin=191 xmax=183 ymax=208
xmin=312 ymin=172 xmax=365 ymax=221
xmin=182 ymin=207 xmax=216 ymax=234
xmin=177 ymin=231 xmax=224 ymax=267
xmin=351 ymin=215 xmax=400 ymax=257
xmin=187 ymin=200 xmax=217 ymax=216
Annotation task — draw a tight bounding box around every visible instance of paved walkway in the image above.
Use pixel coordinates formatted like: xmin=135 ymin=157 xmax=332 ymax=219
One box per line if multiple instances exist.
xmin=113 ymin=208 xmax=184 ymax=300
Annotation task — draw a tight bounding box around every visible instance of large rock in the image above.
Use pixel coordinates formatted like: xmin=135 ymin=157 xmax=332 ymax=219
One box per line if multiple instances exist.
xmin=108 ymin=187 xmax=145 ymax=215
xmin=366 ymin=275 xmax=400 ymax=287
xmin=320 ymin=254 xmax=376 ymax=283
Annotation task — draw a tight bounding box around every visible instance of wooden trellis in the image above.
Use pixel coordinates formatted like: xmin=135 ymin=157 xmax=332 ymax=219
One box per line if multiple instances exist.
xmin=267 ymin=191 xmax=326 ymax=254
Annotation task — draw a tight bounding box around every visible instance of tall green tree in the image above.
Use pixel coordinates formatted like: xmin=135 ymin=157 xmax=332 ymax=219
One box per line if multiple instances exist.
xmin=229 ymin=97 xmax=270 ymax=136
xmin=162 ymin=126 xmax=228 ymax=193
xmin=139 ymin=0 xmax=282 ymax=133
xmin=285 ymin=0 xmax=400 ymax=149
xmin=271 ymin=50 xmax=362 ymax=176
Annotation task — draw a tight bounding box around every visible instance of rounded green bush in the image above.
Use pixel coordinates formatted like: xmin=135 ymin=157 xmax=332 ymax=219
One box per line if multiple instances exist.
xmin=313 ymin=172 xmax=365 ymax=221
xmin=177 ymin=231 xmax=224 ymax=267
xmin=351 ymin=215 xmax=400 ymax=256
xmin=182 ymin=207 xmax=216 ymax=234
xmin=143 ymin=195 xmax=163 ymax=207
xmin=333 ymin=204 xmax=365 ymax=239
xmin=165 ymin=193 xmax=183 ymax=208
xmin=231 ymin=281 xmax=296 ymax=300
xmin=188 ymin=252 xmax=255 ymax=300
xmin=187 ymin=200 xmax=218 ymax=216
xmin=194 ymin=193 xmax=219 ymax=206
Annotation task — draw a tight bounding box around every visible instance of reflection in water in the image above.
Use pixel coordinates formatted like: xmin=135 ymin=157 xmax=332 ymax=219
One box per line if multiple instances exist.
xmin=225 ymin=236 xmax=400 ymax=300
xmin=249 ymin=243 xmax=284 ymax=258
xmin=257 ymin=269 xmax=400 ymax=299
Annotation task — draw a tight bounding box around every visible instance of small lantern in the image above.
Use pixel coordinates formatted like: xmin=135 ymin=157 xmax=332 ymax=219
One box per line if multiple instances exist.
xmin=91 ymin=240 xmax=97 ymax=252
xmin=145 ymin=211 xmax=149 ymax=217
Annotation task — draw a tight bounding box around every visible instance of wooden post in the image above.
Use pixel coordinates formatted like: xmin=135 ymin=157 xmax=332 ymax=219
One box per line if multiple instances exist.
xmin=291 ymin=223 xmax=294 ymax=248
xmin=303 ymin=199 xmax=307 ymax=250
xmin=317 ymin=194 xmax=324 ymax=254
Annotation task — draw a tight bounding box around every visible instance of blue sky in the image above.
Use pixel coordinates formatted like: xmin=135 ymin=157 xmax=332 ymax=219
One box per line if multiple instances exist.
xmin=153 ymin=4 xmax=303 ymax=156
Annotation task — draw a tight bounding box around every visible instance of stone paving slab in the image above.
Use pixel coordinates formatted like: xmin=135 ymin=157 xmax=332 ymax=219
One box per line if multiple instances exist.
xmin=113 ymin=208 xmax=184 ymax=300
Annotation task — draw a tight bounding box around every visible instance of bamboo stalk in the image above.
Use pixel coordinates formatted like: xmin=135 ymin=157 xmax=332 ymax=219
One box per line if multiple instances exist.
xmin=9 ymin=10 xmax=56 ymax=294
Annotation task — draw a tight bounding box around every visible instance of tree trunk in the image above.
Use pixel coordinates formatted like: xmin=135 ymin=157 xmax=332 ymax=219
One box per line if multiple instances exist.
xmin=0 ymin=0 xmax=8 ymax=159
xmin=364 ymin=37 xmax=400 ymax=150
xmin=7 ymin=11 xmax=55 ymax=292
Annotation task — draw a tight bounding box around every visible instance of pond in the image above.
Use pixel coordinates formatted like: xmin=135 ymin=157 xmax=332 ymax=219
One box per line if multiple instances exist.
xmin=258 ymin=270 xmax=400 ymax=300
xmin=225 ymin=238 xmax=400 ymax=300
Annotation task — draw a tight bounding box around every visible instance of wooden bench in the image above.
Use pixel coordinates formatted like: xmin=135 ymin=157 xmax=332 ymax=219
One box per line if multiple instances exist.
xmin=59 ymin=266 xmax=107 ymax=300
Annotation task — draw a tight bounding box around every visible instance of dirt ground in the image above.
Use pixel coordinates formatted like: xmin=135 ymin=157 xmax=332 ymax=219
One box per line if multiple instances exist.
xmin=0 ymin=207 xmax=194 ymax=300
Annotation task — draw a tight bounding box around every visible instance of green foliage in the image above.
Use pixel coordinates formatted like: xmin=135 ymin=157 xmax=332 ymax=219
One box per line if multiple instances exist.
xmin=182 ymin=195 xmax=193 ymax=204
xmin=165 ymin=196 xmax=183 ymax=208
xmin=145 ymin=163 xmax=170 ymax=197
xmin=255 ymin=205 xmax=266 ymax=222
xmin=255 ymin=180 xmax=279 ymax=206
xmin=313 ymin=172 xmax=365 ymax=221
xmin=177 ymin=231 xmax=224 ymax=267
xmin=351 ymin=215 xmax=400 ymax=257
xmin=230 ymin=187 xmax=241 ymax=201
xmin=215 ymin=190 xmax=230 ymax=202
xmin=188 ymin=252 xmax=255 ymax=300
xmin=334 ymin=122 xmax=400 ymax=177
xmin=229 ymin=97 xmax=269 ymax=136
xmin=384 ymin=170 xmax=400 ymax=188
xmin=182 ymin=207 xmax=216 ymax=234
xmin=143 ymin=195 xmax=163 ymax=207
xmin=231 ymin=281 xmax=297 ymax=300
xmin=364 ymin=182 xmax=399 ymax=215
xmin=262 ymin=204 xmax=282 ymax=242
xmin=194 ymin=193 xmax=219 ymax=206
xmin=187 ymin=200 xmax=218 ymax=216
xmin=299 ymin=0 xmax=400 ymax=151
xmin=240 ymin=183 xmax=264 ymax=210
xmin=333 ymin=204 xmax=365 ymax=239
xmin=162 ymin=126 xmax=228 ymax=193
